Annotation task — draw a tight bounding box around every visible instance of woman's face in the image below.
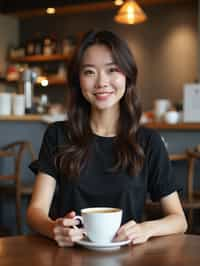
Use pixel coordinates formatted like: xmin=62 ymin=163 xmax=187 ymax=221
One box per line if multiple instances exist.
xmin=79 ymin=44 xmax=126 ymax=113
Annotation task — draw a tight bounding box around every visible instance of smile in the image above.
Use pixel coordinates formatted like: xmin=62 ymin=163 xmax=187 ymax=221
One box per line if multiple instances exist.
xmin=94 ymin=91 xmax=113 ymax=100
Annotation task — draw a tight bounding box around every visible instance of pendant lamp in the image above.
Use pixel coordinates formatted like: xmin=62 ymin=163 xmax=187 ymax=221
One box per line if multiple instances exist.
xmin=114 ymin=0 xmax=147 ymax=25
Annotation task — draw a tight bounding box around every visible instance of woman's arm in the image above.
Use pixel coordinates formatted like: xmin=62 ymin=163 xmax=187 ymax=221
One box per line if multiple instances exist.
xmin=27 ymin=173 xmax=85 ymax=246
xmin=147 ymin=191 xmax=188 ymax=236
xmin=116 ymin=191 xmax=187 ymax=244
xmin=27 ymin=172 xmax=57 ymax=239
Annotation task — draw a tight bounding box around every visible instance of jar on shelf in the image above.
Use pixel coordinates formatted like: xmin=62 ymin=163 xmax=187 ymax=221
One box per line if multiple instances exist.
xmin=9 ymin=47 xmax=25 ymax=58
xmin=62 ymin=35 xmax=76 ymax=55
xmin=43 ymin=36 xmax=53 ymax=55
xmin=57 ymin=64 xmax=67 ymax=80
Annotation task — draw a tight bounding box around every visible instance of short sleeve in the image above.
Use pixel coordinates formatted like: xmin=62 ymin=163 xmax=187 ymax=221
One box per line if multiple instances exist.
xmin=147 ymin=131 xmax=177 ymax=201
xmin=29 ymin=123 xmax=58 ymax=179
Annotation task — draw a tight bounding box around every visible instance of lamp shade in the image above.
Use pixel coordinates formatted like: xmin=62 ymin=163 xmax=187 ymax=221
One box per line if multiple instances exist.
xmin=114 ymin=0 xmax=147 ymax=25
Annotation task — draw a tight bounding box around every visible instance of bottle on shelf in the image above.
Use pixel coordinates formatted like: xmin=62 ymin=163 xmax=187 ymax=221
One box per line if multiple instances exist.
xmin=25 ymin=38 xmax=35 ymax=56
xmin=37 ymin=94 xmax=49 ymax=114
xmin=43 ymin=36 xmax=51 ymax=55
xmin=34 ymin=32 xmax=43 ymax=55
xmin=42 ymin=33 xmax=58 ymax=56
xmin=62 ymin=35 xmax=76 ymax=55
xmin=22 ymin=68 xmax=37 ymax=114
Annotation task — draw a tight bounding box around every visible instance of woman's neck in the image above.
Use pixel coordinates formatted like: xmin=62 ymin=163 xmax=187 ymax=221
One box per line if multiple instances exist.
xmin=90 ymin=109 xmax=119 ymax=137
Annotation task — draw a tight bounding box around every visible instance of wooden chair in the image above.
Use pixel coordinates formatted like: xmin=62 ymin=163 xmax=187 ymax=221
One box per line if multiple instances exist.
xmin=183 ymin=149 xmax=200 ymax=231
xmin=145 ymin=152 xmax=200 ymax=232
xmin=169 ymin=151 xmax=200 ymax=232
xmin=0 ymin=141 xmax=35 ymax=234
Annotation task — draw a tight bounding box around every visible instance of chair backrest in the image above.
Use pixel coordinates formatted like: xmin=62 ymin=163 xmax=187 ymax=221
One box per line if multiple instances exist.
xmin=0 ymin=141 xmax=36 ymax=234
xmin=169 ymin=151 xmax=200 ymax=201
xmin=0 ymin=141 xmax=36 ymax=186
xmin=186 ymin=149 xmax=200 ymax=201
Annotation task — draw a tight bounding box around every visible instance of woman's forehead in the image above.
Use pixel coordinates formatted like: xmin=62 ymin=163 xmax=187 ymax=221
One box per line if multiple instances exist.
xmin=81 ymin=44 xmax=114 ymax=65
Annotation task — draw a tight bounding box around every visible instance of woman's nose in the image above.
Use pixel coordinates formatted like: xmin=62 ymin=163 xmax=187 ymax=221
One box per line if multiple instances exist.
xmin=95 ymin=71 xmax=109 ymax=88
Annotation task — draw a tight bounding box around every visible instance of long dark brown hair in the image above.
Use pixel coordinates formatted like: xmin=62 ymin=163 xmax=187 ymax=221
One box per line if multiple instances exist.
xmin=57 ymin=30 xmax=144 ymax=178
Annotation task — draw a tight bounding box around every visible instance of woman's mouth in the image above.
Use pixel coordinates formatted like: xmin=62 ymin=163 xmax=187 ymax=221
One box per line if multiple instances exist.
xmin=94 ymin=91 xmax=113 ymax=101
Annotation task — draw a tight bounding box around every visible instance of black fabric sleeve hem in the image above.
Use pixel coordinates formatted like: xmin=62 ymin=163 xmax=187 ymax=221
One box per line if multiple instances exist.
xmin=151 ymin=188 xmax=178 ymax=202
xmin=29 ymin=160 xmax=57 ymax=179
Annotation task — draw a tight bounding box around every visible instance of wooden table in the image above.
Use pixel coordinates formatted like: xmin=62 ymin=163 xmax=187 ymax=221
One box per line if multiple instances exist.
xmin=0 ymin=234 xmax=200 ymax=266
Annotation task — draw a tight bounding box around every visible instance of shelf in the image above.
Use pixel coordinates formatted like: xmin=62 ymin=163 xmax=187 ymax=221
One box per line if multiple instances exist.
xmin=0 ymin=115 xmax=42 ymax=122
xmin=4 ymin=54 xmax=70 ymax=87
xmin=144 ymin=122 xmax=200 ymax=130
xmin=9 ymin=54 xmax=72 ymax=63
xmin=36 ymin=76 xmax=67 ymax=86
xmin=0 ymin=77 xmax=67 ymax=86
xmin=0 ymin=77 xmax=17 ymax=84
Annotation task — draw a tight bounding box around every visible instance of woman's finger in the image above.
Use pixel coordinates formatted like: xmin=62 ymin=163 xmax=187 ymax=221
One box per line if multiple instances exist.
xmin=131 ymin=235 xmax=148 ymax=245
xmin=57 ymin=239 xmax=74 ymax=247
xmin=64 ymin=211 xmax=76 ymax=219
xmin=55 ymin=234 xmax=75 ymax=246
xmin=117 ymin=220 xmax=137 ymax=234
xmin=55 ymin=217 xmax=79 ymax=227
xmin=115 ymin=220 xmax=137 ymax=241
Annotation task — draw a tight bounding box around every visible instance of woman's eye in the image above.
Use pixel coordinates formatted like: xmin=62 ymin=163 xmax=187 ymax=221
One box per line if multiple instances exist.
xmin=83 ymin=69 xmax=95 ymax=75
xmin=109 ymin=67 xmax=120 ymax=73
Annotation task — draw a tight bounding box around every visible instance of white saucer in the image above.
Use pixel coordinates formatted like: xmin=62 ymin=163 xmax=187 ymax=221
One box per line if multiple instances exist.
xmin=76 ymin=238 xmax=131 ymax=251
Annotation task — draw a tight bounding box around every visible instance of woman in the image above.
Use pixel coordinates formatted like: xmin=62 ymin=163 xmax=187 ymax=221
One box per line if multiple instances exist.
xmin=27 ymin=30 xmax=187 ymax=247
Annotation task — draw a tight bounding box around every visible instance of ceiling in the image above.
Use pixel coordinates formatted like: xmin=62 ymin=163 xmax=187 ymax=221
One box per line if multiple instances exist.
xmin=0 ymin=0 xmax=193 ymax=17
xmin=0 ymin=0 xmax=103 ymax=13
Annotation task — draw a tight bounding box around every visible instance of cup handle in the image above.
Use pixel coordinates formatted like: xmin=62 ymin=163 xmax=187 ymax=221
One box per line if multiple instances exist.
xmin=73 ymin=215 xmax=84 ymax=229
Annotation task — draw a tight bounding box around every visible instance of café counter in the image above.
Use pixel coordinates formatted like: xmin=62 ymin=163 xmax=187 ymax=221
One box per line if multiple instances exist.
xmin=1 ymin=114 xmax=200 ymax=128
xmin=0 ymin=114 xmax=51 ymax=122
xmin=0 ymin=116 xmax=200 ymax=154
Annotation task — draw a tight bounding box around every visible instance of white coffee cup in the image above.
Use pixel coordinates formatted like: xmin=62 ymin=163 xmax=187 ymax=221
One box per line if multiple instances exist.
xmin=13 ymin=94 xmax=25 ymax=115
xmin=164 ymin=111 xmax=179 ymax=124
xmin=154 ymin=99 xmax=171 ymax=121
xmin=76 ymin=207 xmax=122 ymax=244
xmin=0 ymin=93 xmax=12 ymax=115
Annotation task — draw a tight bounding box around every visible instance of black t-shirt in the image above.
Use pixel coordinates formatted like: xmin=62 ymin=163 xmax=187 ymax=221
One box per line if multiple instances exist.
xmin=30 ymin=121 xmax=177 ymax=224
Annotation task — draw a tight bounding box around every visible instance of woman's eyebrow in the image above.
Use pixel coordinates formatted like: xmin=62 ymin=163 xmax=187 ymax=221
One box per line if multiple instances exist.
xmin=105 ymin=62 xmax=116 ymax=66
xmin=81 ymin=62 xmax=116 ymax=68
xmin=81 ymin=64 xmax=94 ymax=68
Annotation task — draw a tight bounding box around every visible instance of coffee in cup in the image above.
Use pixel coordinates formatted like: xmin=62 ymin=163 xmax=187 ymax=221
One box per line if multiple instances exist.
xmin=76 ymin=207 xmax=122 ymax=244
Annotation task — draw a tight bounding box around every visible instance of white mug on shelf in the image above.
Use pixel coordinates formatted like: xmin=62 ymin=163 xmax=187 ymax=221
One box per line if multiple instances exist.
xmin=0 ymin=93 xmax=12 ymax=115
xmin=12 ymin=94 xmax=25 ymax=115
xmin=164 ymin=110 xmax=180 ymax=124
xmin=154 ymin=99 xmax=171 ymax=121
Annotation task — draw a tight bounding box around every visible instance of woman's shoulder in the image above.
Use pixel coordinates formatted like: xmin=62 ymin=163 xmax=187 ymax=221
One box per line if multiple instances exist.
xmin=46 ymin=120 xmax=68 ymax=133
xmin=44 ymin=121 xmax=69 ymax=142
xmin=138 ymin=125 xmax=160 ymax=139
xmin=137 ymin=125 xmax=163 ymax=147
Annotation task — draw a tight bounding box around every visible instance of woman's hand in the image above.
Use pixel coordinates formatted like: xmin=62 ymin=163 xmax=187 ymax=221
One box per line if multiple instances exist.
xmin=115 ymin=220 xmax=153 ymax=245
xmin=53 ymin=211 xmax=85 ymax=247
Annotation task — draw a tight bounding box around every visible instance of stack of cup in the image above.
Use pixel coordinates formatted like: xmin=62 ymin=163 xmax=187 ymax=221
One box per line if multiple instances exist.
xmin=12 ymin=94 xmax=25 ymax=115
xmin=0 ymin=93 xmax=12 ymax=115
